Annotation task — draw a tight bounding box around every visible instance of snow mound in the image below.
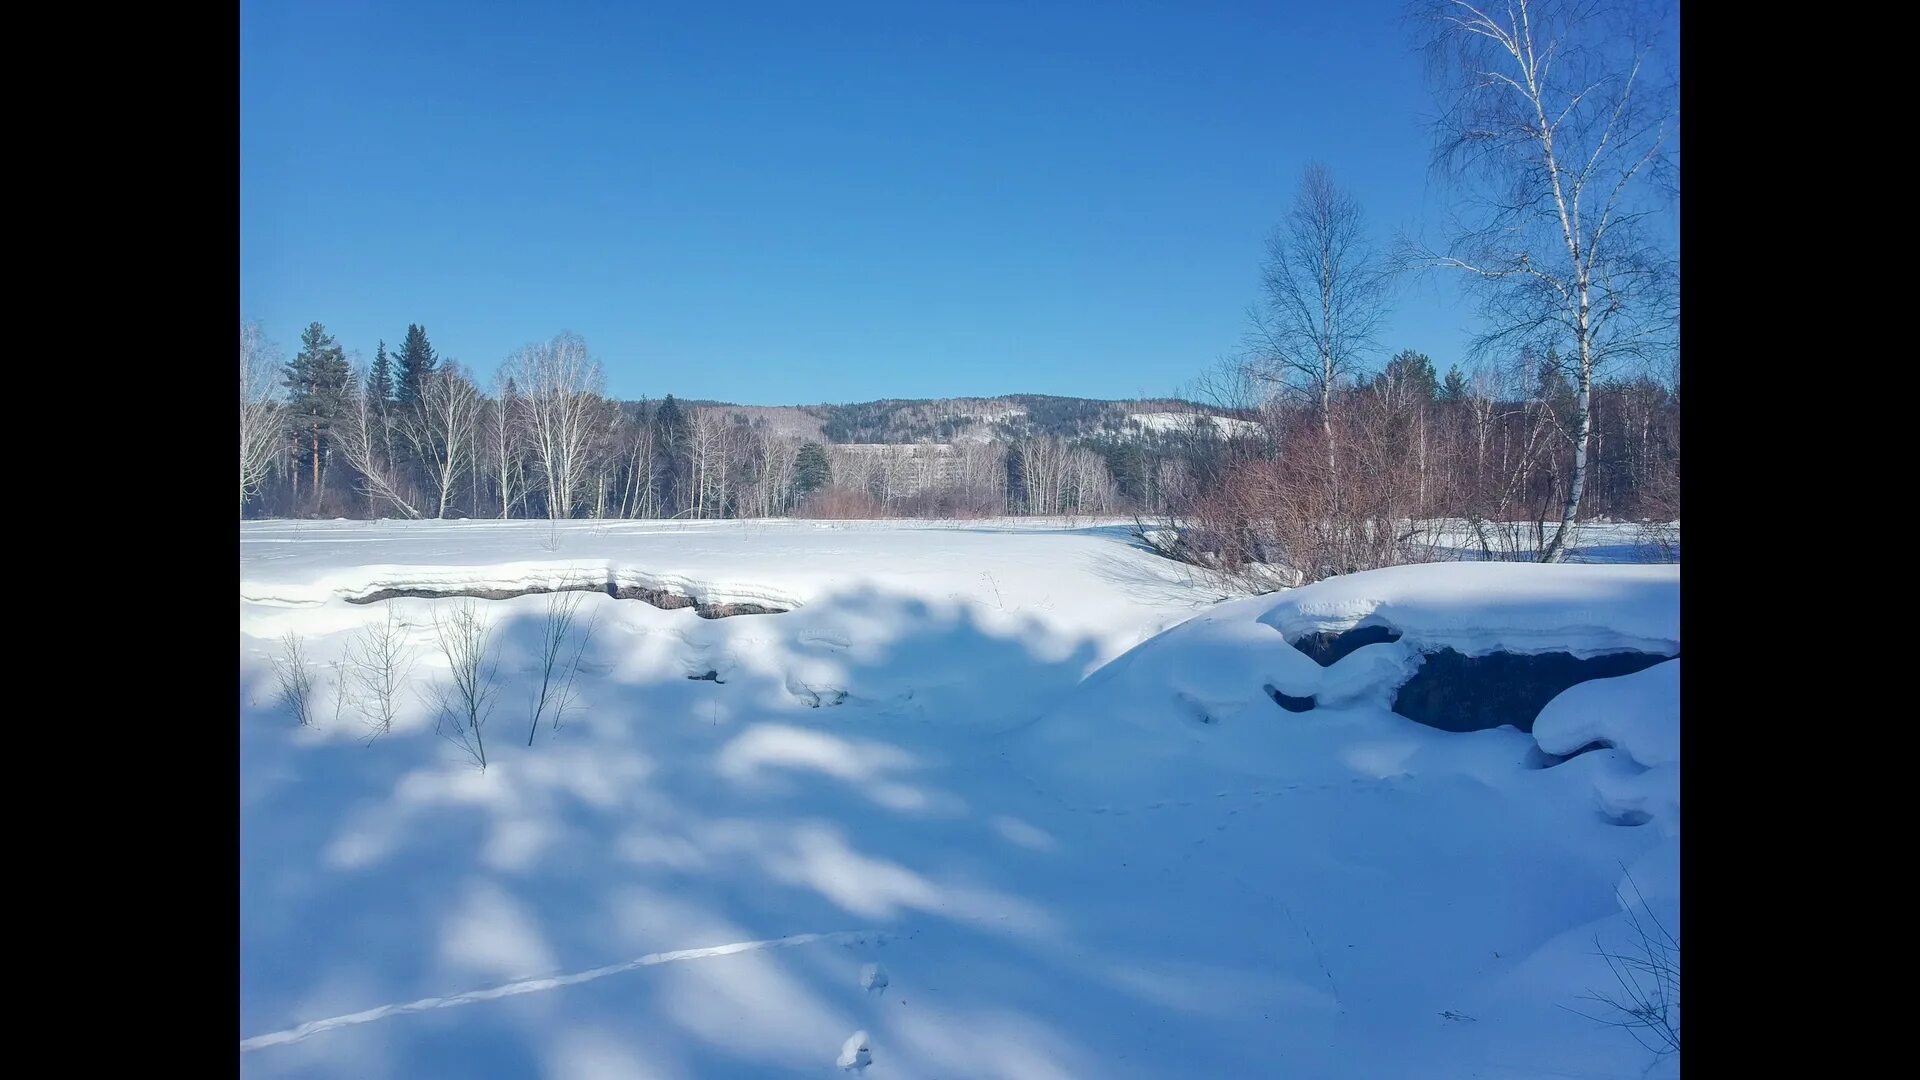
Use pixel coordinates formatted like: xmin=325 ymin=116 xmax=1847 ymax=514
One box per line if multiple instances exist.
xmin=1255 ymin=562 xmax=1679 ymax=658
xmin=1064 ymin=563 xmax=1676 ymax=728
xmin=837 ymin=1030 xmax=872 ymax=1070
xmin=1534 ymin=659 xmax=1680 ymax=768
xmin=1109 ymin=594 xmax=1422 ymax=724
xmin=1533 ymin=660 xmax=1681 ymax=834
xmin=1023 ymin=562 xmax=1679 ymax=789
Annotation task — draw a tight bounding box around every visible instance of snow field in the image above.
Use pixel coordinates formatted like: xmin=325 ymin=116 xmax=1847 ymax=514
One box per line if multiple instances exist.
xmin=241 ymin=518 xmax=1678 ymax=1078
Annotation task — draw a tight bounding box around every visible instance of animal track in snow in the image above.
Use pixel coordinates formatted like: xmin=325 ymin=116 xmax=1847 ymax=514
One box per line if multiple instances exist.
xmin=240 ymin=929 xmax=881 ymax=1052
xmin=785 ymin=677 xmax=850 ymax=708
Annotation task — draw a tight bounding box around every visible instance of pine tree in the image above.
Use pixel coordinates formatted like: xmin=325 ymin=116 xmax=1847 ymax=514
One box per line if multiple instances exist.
xmin=282 ymin=322 xmax=353 ymax=507
xmin=1377 ymin=350 xmax=1438 ymax=408
xmin=794 ymin=442 xmax=831 ymax=500
xmin=395 ymin=324 xmax=437 ymax=407
xmin=367 ymin=341 xmax=395 ymax=405
xmin=1440 ymin=365 xmax=1469 ymax=404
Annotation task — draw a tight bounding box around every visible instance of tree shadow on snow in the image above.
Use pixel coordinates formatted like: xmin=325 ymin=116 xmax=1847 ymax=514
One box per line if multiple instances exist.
xmin=239 ymin=584 xmax=1663 ymax=1079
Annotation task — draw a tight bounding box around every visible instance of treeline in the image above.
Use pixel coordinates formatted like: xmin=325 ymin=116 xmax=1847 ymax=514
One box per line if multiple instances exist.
xmin=1155 ymin=348 xmax=1679 ymax=585
xmin=238 ymin=320 xmax=1675 ymax=561
xmin=238 ymin=322 xmax=1179 ymax=521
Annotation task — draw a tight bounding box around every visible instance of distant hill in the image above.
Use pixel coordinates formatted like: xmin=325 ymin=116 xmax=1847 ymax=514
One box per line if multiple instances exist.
xmin=643 ymin=393 xmax=1254 ymax=445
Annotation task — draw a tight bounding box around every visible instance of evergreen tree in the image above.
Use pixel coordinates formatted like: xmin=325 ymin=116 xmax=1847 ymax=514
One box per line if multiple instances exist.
xmin=395 ymin=324 xmax=437 ymax=406
xmin=367 ymin=340 xmax=395 ymax=405
xmin=1439 ymin=364 xmax=1469 ymax=404
xmin=282 ymin=322 xmax=353 ymax=506
xmin=794 ymin=441 xmax=831 ymax=499
xmin=1535 ymin=350 xmax=1577 ymax=419
xmin=1377 ymin=349 xmax=1439 ymax=407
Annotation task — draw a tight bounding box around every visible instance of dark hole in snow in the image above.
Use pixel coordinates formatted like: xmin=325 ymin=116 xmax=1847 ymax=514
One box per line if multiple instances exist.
xmin=347 ymin=582 xmax=787 ymax=618
xmin=1601 ymin=808 xmax=1653 ymax=827
xmin=1391 ymin=648 xmax=1675 ymax=733
xmin=1265 ymin=684 xmax=1317 ymax=712
xmin=1524 ymin=740 xmax=1611 ymax=769
xmin=687 ymin=670 xmax=724 ymax=683
xmin=1289 ymin=624 xmax=1403 ymax=667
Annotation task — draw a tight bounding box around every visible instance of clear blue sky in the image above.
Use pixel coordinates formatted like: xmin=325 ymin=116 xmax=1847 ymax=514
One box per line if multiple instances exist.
xmin=241 ymin=0 xmax=1477 ymax=404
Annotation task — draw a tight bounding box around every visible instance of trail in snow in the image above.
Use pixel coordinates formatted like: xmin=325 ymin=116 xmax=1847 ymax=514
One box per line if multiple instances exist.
xmin=239 ymin=929 xmax=884 ymax=1052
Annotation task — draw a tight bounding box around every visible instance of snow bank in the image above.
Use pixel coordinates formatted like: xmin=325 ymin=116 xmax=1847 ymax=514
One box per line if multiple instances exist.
xmin=1534 ymin=660 xmax=1681 ymax=768
xmin=1058 ymin=562 xmax=1677 ymax=733
xmin=1531 ymin=660 xmax=1681 ymax=836
xmin=1254 ymin=562 xmax=1679 ymax=658
xmin=1065 ymin=593 xmax=1421 ymax=734
xmin=240 ymin=518 xmax=1203 ymax=655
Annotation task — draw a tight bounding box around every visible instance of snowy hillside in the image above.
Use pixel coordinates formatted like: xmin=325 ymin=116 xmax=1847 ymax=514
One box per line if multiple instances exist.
xmin=240 ymin=520 xmax=1679 ymax=1078
xmin=1124 ymin=411 xmax=1263 ymax=438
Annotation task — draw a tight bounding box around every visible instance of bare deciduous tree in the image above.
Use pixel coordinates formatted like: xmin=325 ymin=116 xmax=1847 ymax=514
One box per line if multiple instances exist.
xmin=337 ymin=368 xmax=425 ymax=519
xmin=1566 ymin=869 xmax=1679 ymax=1059
xmin=239 ymin=322 xmax=285 ymax=516
xmin=344 ymin=607 xmax=417 ymax=738
xmin=270 ymin=631 xmax=318 ymax=726
xmin=1248 ymin=164 xmax=1392 ymax=507
xmin=401 ymin=364 xmax=484 ymax=518
xmin=686 ymin=409 xmax=732 ymax=519
xmin=527 ymin=589 xmax=597 ymax=745
xmin=487 ymin=375 xmax=525 ymax=519
xmin=506 ymin=332 xmax=611 ymax=519
xmin=617 ymin=414 xmax=659 ymax=518
xmin=430 ymin=601 xmax=499 ymax=769
xmin=741 ymin=427 xmax=802 ymax=518
xmin=1413 ymin=0 xmax=1678 ymax=561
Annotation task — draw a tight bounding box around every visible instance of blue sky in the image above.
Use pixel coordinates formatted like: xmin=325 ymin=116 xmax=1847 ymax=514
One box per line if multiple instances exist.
xmin=241 ymin=0 xmax=1478 ymax=404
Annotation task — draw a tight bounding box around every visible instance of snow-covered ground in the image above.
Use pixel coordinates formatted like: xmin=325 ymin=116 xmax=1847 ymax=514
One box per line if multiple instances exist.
xmin=240 ymin=519 xmax=1679 ymax=1078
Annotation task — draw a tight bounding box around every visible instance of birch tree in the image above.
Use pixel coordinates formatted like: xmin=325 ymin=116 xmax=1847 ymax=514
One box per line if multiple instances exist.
xmin=1247 ymin=164 xmax=1391 ymax=510
xmin=506 ymin=332 xmax=609 ymax=519
xmin=336 ymin=366 xmax=424 ymax=519
xmin=239 ymin=322 xmax=283 ymax=516
xmin=618 ymin=417 xmax=658 ymax=518
xmin=486 ymin=373 xmax=528 ymax=519
xmin=400 ymin=364 xmax=484 ymax=518
xmin=685 ymin=410 xmax=744 ymax=519
xmin=1413 ymin=0 xmax=1678 ymax=561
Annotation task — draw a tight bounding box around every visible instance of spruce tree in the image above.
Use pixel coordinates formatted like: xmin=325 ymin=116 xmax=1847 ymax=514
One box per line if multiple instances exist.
xmin=794 ymin=442 xmax=831 ymax=499
xmin=1440 ymin=365 xmax=1469 ymax=404
xmin=367 ymin=340 xmax=395 ymax=405
xmin=395 ymin=324 xmax=437 ymax=406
